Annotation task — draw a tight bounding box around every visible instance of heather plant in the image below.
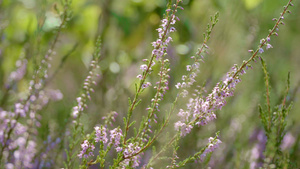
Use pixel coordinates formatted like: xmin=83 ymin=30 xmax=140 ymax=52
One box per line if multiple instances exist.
xmin=254 ymin=58 xmax=294 ymax=168
xmin=0 ymin=0 xmax=299 ymax=168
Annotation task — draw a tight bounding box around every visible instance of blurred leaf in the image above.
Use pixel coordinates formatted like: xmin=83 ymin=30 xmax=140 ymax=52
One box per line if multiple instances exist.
xmin=243 ymin=0 xmax=262 ymax=10
xmin=42 ymin=12 xmax=61 ymax=32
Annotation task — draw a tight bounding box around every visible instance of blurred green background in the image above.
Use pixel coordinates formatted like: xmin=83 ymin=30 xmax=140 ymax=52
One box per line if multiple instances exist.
xmin=0 ymin=0 xmax=299 ymax=168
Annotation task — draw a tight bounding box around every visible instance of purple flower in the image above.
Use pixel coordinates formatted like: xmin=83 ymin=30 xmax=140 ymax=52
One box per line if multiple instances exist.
xmin=120 ymin=143 xmax=141 ymax=168
xmin=266 ymin=44 xmax=273 ymax=50
xmin=199 ymin=137 xmax=222 ymax=162
xmin=15 ymin=103 xmax=26 ymax=117
xmin=9 ymin=59 xmax=27 ymax=82
xmin=142 ymin=82 xmax=152 ymax=89
xmin=170 ymin=27 xmax=176 ymax=32
xmin=280 ymin=132 xmax=295 ymax=150
xmin=47 ymin=89 xmax=63 ymax=101
xmin=116 ymin=147 xmax=123 ymax=152
xmin=170 ymin=18 xmax=176 ymax=25
xmin=186 ymin=65 xmax=191 ymax=71
xmin=109 ymin=128 xmax=123 ymax=146
xmin=78 ymin=140 xmax=95 ymax=158
xmin=95 ymin=126 xmax=108 ymax=143
xmin=259 ymin=48 xmax=264 ymax=53
xmin=177 ymin=109 xmax=190 ymax=122
xmin=164 ymin=37 xmax=173 ymax=45
xmin=260 ymin=39 xmax=265 ymax=44
xmin=136 ymin=74 xmax=143 ymax=80
xmin=174 ymin=121 xmax=193 ymax=137
xmin=140 ymin=64 xmax=148 ymax=72
xmin=5 ymin=164 xmax=14 ymax=169
xmin=175 ymin=82 xmax=181 ymax=89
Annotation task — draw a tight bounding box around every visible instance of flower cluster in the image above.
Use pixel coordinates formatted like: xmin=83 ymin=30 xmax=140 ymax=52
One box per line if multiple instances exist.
xmin=95 ymin=126 xmax=108 ymax=143
xmin=139 ymin=58 xmax=171 ymax=141
xmin=174 ymin=12 xmax=219 ymax=98
xmin=152 ymin=59 xmax=171 ymax=110
xmin=0 ymin=42 xmax=68 ymax=166
xmin=136 ymin=0 xmax=183 ymax=89
xmin=258 ymin=37 xmax=273 ymax=54
xmin=131 ymin=1 xmax=184 ymax=148
xmin=250 ymin=130 xmax=267 ymax=169
xmin=0 ymin=109 xmax=36 ymax=168
xmin=110 ymin=127 xmax=123 ymax=147
xmin=78 ymin=125 xmax=123 ymax=159
xmin=8 ymin=59 xmax=28 ymax=83
xmin=151 ymin=14 xmax=176 ymax=60
xmin=78 ymin=140 xmax=95 ymax=159
xmin=174 ymin=64 xmax=244 ymax=137
xmin=174 ymin=120 xmax=193 ymax=137
xmin=72 ymin=97 xmax=84 ymax=119
xmin=0 ymin=89 xmax=63 ymax=168
xmin=199 ymin=137 xmax=222 ymax=162
xmin=175 ymin=55 xmax=201 ymax=96
xmin=72 ymin=59 xmax=100 ymax=119
xmin=8 ymin=138 xmax=36 ymax=168
xmin=120 ymin=143 xmax=142 ymax=168
xmin=14 ymin=103 xmax=26 ymax=117
xmin=280 ymin=132 xmax=295 ymax=151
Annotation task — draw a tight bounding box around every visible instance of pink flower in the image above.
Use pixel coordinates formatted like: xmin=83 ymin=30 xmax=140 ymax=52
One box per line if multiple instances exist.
xmin=95 ymin=126 xmax=108 ymax=143
xmin=78 ymin=140 xmax=95 ymax=159
xmin=110 ymin=128 xmax=123 ymax=146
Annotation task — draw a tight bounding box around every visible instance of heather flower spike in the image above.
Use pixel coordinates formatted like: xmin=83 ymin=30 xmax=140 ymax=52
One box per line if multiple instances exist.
xmin=66 ymin=36 xmax=101 ymax=167
xmin=123 ymin=0 xmax=184 ymax=147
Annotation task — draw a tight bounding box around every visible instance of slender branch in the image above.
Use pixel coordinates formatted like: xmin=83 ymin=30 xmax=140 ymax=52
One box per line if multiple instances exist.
xmin=123 ymin=0 xmax=181 ymax=145
xmin=124 ymin=97 xmax=176 ymax=160
xmin=134 ymin=59 xmax=166 ymax=143
xmin=232 ymin=0 xmax=292 ymax=80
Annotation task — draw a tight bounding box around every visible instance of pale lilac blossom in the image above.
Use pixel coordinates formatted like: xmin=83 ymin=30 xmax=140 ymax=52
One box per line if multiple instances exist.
xmin=109 ymin=128 xmax=123 ymax=147
xmin=250 ymin=130 xmax=266 ymax=169
xmin=175 ymin=65 xmax=243 ymax=137
xmin=199 ymin=137 xmax=222 ymax=162
xmin=137 ymin=74 xmax=143 ymax=80
xmin=266 ymin=43 xmax=273 ymax=50
xmin=174 ymin=121 xmax=193 ymax=137
xmin=120 ymin=143 xmax=142 ymax=168
xmin=140 ymin=64 xmax=148 ymax=72
xmin=15 ymin=103 xmax=26 ymax=117
xmin=72 ymin=97 xmax=83 ymax=118
xmin=280 ymin=132 xmax=295 ymax=151
xmin=8 ymin=59 xmax=27 ymax=82
xmin=142 ymin=82 xmax=152 ymax=89
xmin=95 ymin=126 xmax=108 ymax=143
xmin=186 ymin=65 xmax=191 ymax=71
xmin=78 ymin=140 xmax=95 ymax=158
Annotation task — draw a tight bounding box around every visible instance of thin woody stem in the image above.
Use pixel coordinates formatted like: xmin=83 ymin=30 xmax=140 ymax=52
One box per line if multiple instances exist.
xmin=123 ymin=0 xmax=181 ymax=145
